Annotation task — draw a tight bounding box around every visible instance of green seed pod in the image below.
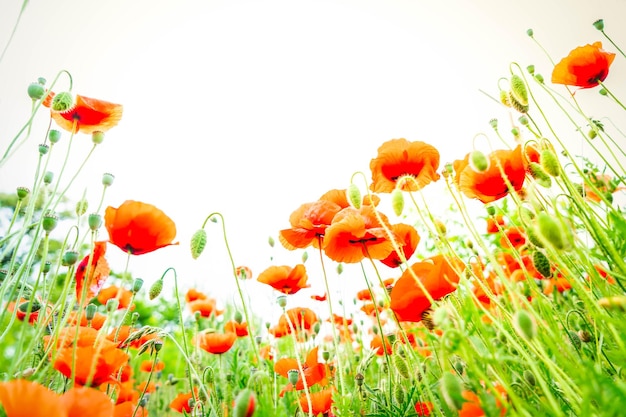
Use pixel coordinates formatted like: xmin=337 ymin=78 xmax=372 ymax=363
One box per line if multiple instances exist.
xmin=441 ymin=372 xmax=465 ymax=411
xmin=526 ymin=28 xmax=534 ymax=37
xmin=540 ymin=149 xmax=560 ymax=177
xmin=92 ymin=131 xmax=105 ymax=145
xmin=588 ymin=129 xmax=597 ymax=139
xmin=48 ymin=129 xmax=61 ymax=144
xmin=534 ymin=74 xmax=544 ymax=84
xmin=234 ymin=311 xmax=243 ymax=324
xmin=51 ymin=92 xmax=73 ymax=112
xmin=489 ymin=118 xmax=498 ymax=129
xmin=62 ymin=250 xmax=79 ymax=266
xmin=527 ymin=65 xmax=535 ymax=75
xmin=287 ymin=369 xmax=299 ymax=386
xmin=102 ymin=173 xmax=115 ymax=187
xmin=528 ymin=162 xmax=552 ymax=188
xmin=39 ymin=144 xmax=49 ymax=155
xmin=16 ymin=187 xmax=30 ymax=200
xmin=499 ymin=89 xmax=510 ymax=107
xmin=88 ymin=213 xmax=102 ymax=230
xmin=27 ymin=82 xmax=45 ymax=100
xmin=469 ymin=150 xmax=490 ymax=173
xmin=43 ymin=171 xmax=54 ymax=185
xmin=510 ymin=74 xmax=529 ymax=107
xmin=514 ymin=309 xmax=536 ymax=340
xmin=149 ymin=279 xmax=164 ymax=300
xmin=347 ymin=183 xmax=361 ymax=209
xmin=391 ymin=188 xmax=404 ymax=216
xmin=42 ymin=212 xmax=59 ymax=233
xmin=190 ymin=229 xmax=207 ymax=259
xmin=106 ymin=298 xmax=119 ymax=312
xmin=593 ymin=19 xmax=604 ymax=31
xmin=132 ymin=278 xmax=144 ymax=294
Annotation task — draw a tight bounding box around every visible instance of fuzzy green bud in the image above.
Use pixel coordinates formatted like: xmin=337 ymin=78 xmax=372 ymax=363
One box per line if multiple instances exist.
xmin=510 ymin=74 xmax=529 ymax=107
xmin=102 ymin=173 xmax=115 ymax=187
xmin=92 ymin=131 xmax=105 ymax=144
xmin=42 ymin=212 xmax=59 ymax=233
xmin=16 ymin=187 xmax=30 ymax=200
xmin=514 ymin=309 xmax=536 ymax=340
xmin=88 ymin=213 xmax=102 ymax=230
xmin=268 ymin=236 xmax=275 ymax=247
xmin=322 ymin=350 xmax=330 ymax=361
xmin=48 ymin=129 xmax=61 ymax=144
xmin=526 ymin=65 xmax=535 ymax=75
xmin=523 ymin=370 xmax=536 ymax=386
xmin=599 ymin=88 xmax=608 ymax=96
xmin=39 ymin=144 xmax=49 ymax=155
xmin=233 ymin=388 xmax=256 ymax=417
xmin=75 ymin=199 xmax=88 ymax=216
xmin=393 ymin=352 xmax=410 ymax=379
xmin=528 ymin=162 xmax=552 ymax=188
xmin=540 ymin=149 xmax=560 ymax=177
xmin=534 ymin=74 xmax=544 ymax=83
xmin=63 ymin=250 xmax=79 ymax=266
xmin=441 ymin=372 xmax=465 ymax=410
xmin=391 ymin=188 xmax=404 ymax=216
xmin=347 ymin=183 xmax=361 ymax=209
xmin=536 ymin=212 xmax=571 ymax=251
xmin=593 ymin=19 xmax=604 ymax=31
xmin=499 ymin=89 xmax=510 ymax=107
xmin=525 ymin=227 xmax=544 ymax=248
xmin=336 ymin=263 xmax=343 ymax=275
xmin=532 ymin=250 xmax=552 ymax=278
xmin=27 ymin=82 xmax=46 ymax=100
xmin=287 ymin=369 xmax=299 ymax=386
xmin=469 ymin=150 xmax=490 ymax=173
xmin=149 ymin=279 xmax=164 ymax=300
xmin=301 ymin=251 xmax=308 ymax=263
xmin=508 ymin=92 xmax=529 ymax=114
xmin=51 ymin=92 xmax=73 ymax=112
xmin=190 ymin=229 xmax=207 ymax=259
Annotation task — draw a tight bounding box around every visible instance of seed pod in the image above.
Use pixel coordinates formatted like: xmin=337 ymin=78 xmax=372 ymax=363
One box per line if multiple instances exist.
xmin=190 ymin=229 xmax=207 ymax=259
xmin=469 ymin=150 xmax=490 ymax=173
xmin=532 ymin=250 xmax=552 ymax=278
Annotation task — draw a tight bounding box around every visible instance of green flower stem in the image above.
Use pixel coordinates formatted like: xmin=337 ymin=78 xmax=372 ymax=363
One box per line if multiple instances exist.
xmin=282 ymin=305 xmax=313 ymax=417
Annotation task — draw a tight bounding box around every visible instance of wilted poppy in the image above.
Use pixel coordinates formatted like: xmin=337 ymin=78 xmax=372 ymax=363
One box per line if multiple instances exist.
xmin=453 ymin=145 xmax=526 ymax=204
xmin=75 ymin=241 xmax=110 ymax=303
xmin=552 ymin=42 xmax=616 ymax=88
xmin=379 ymin=223 xmax=420 ymax=268
xmin=257 ymin=264 xmax=310 ymax=295
xmin=193 ymin=331 xmax=237 ymax=354
xmin=323 ymin=205 xmax=395 ymax=263
xmin=105 ymin=200 xmax=178 ymax=255
xmin=47 ymin=93 xmax=123 ymax=134
xmin=279 ymin=200 xmax=342 ymax=250
xmin=370 ymin=138 xmax=441 ymax=193
xmin=390 ymin=254 xmax=465 ymax=322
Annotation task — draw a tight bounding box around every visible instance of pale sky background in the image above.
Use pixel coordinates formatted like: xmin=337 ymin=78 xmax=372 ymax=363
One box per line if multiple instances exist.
xmin=1 ymin=0 xmax=625 ymax=324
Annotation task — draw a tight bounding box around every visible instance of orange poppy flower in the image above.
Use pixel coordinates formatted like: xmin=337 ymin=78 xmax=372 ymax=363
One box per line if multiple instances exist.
xmin=224 ymin=319 xmax=249 ymax=337
xmin=257 ymin=264 xmax=310 ymax=295
xmin=486 ymin=214 xmax=506 ymax=234
xmin=299 ymin=388 xmax=334 ymax=415
xmin=139 ymin=360 xmax=165 ymax=373
xmin=458 ymin=384 xmax=507 ymax=417
xmin=104 ymin=200 xmax=178 ymax=255
xmin=319 ymin=188 xmax=381 ymax=208
xmin=415 ymin=401 xmax=433 ymax=416
xmin=114 ymin=400 xmax=149 ymax=417
xmin=75 ymin=241 xmax=110 ymax=303
xmin=453 ymin=145 xmax=526 ymax=204
xmin=61 ymin=386 xmax=115 ymax=417
xmin=48 ymin=93 xmax=123 ymax=134
xmin=390 ymin=254 xmax=464 ymax=322
xmin=282 ymin=307 xmax=318 ymax=332
xmin=499 ymin=226 xmax=526 ymax=249
xmin=323 ymin=205 xmax=395 ymax=263
xmin=311 ymin=293 xmax=327 ymax=302
xmin=0 ymin=379 xmax=67 ymax=417
xmin=188 ymin=297 xmax=223 ymax=318
xmin=185 ymin=288 xmax=208 ymax=302
xmin=66 ymin=309 xmax=107 ymax=330
xmin=169 ymin=388 xmax=198 ymax=413
xmin=551 ymin=42 xmax=616 ymax=88
xmin=54 ymin=344 xmax=130 ymax=386
xmin=379 ymin=223 xmax=420 ymax=268
xmin=194 ymin=331 xmax=237 ymax=354
xmin=235 ymin=265 xmax=253 ymax=280
xmin=370 ymin=138 xmax=441 ymax=193
xmin=279 ymin=200 xmax=342 ymax=250
xmin=97 ymin=285 xmax=133 ymax=310
xmin=275 ymin=346 xmax=327 ymax=392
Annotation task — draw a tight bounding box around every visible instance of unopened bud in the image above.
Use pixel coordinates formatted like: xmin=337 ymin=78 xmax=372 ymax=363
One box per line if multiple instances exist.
xmin=391 ymin=188 xmax=404 ymax=216
xmin=536 ymin=212 xmax=571 ymax=251
xmin=277 ymin=295 xmax=288 ymax=309
xmin=91 ymin=131 xmax=105 ymax=144
xmin=190 ymin=229 xmax=207 ymax=259
xmin=49 ymin=129 xmax=61 ymax=144
xmin=233 ymin=388 xmax=256 ymax=417
xmin=51 ymin=92 xmax=73 ymax=112
xmin=540 ymin=149 xmax=560 ymax=177
xmin=527 ymin=65 xmax=535 ymax=75
xmin=441 ymin=372 xmax=464 ymax=410
xmin=347 ymin=184 xmax=361 ymax=209
xmin=469 ymin=150 xmax=490 ymax=173
xmin=526 ymin=28 xmax=534 ymax=37
xmin=523 ymin=370 xmax=536 ymax=386
xmin=510 ymin=74 xmax=529 ymax=107
xmin=301 ymin=251 xmax=308 ymax=263
xmin=336 ymin=263 xmax=343 ymax=275
xmin=528 ymin=162 xmax=552 ymax=188
xmin=102 ymin=173 xmax=115 ymax=187
xmin=149 ymin=279 xmax=164 ymax=300
xmin=532 ymin=250 xmax=552 ymax=278
xmin=234 ymin=311 xmax=243 ymax=324
xmin=514 ymin=309 xmax=536 ymax=340
xmin=534 ymin=74 xmax=544 ymax=84
xmin=88 ymin=213 xmax=102 ymax=230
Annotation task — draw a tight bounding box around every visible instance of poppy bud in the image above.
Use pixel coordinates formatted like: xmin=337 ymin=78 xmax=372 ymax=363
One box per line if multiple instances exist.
xmin=593 ymin=19 xmax=604 ymax=31
xmin=347 ymin=183 xmax=361 ymax=209
xmin=90 ymin=131 xmax=105 ymax=144
xmin=42 ymin=212 xmax=58 ymax=233
xmin=39 ymin=144 xmax=49 ymax=155
xmin=234 ymin=311 xmax=243 ymax=324
xmin=532 ymin=250 xmax=552 ymax=278
xmin=132 ymin=278 xmax=144 ymax=294
xmin=63 ymin=250 xmax=79 ymax=266
xmin=527 ymin=65 xmax=535 ymax=75
xmin=88 ymin=213 xmax=102 ymax=230
xmin=469 ymin=150 xmax=490 ymax=173
xmin=336 ymin=263 xmax=344 ymax=275
xmin=441 ymin=372 xmax=464 ymax=410
xmin=510 ymin=74 xmax=529 ymax=107
xmin=190 ymin=229 xmax=207 ymax=260
xmin=51 ymin=92 xmax=73 ymax=112
xmin=106 ymin=299 xmax=119 ymax=312
xmin=27 ymin=82 xmax=45 ymax=100
xmin=233 ymin=389 xmax=256 ymax=417
xmin=534 ymin=74 xmax=544 ymax=83
xmin=393 ymin=352 xmax=410 ymax=379
xmin=277 ymin=295 xmax=288 ymax=309
xmin=394 ymin=385 xmax=405 ymax=405
xmin=599 ymin=88 xmax=608 ymax=96
xmin=528 ymin=162 xmax=552 ymax=188
xmin=536 ymin=212 xmax=572 ymax=251
xmin=526 ymin=28 xmax=534 ymax=37
xmin=499 ymin=90 xmax=510 ymax=107
xmin=301 ymin=251 xmax=308 ymax=263
xmin=43 ymin=171 xmax=54 ymax=185
xmin=508 ymin=92 xmax=529 ymax=113
xmin=85 ymin=303 xmax=97 ymax=321
xmin=540 ymin=149 xmax=560 ymax=177
xmin=523 ymin=370 xmax=536 ymax=386
xmin=525 ymin=226 xmax=544 ymax=248
xmin=49 ymin=129 xmax=61 ymax=144
xmin=75 ymin=199 xmax=88 ymax=216
xmin=322 ymin=350 xmax=330 ymax=361
xmin=102 ymin=173 xmax=115 ymax=187
xmin=16 ymin=187 xmax=30 ymax=200
xmin=513 ymin=309 xmax=536 ymax=340
xmin=149 ymin=279 xmax=164 ymax=300
xmin=518 ymin=115 xmax=529 ymax=126
xmin=391 ymin=188 xmax=404 ymax=216
xmin=288 ymin=369 xmax=299 ymax=386
xmin=268 ymin=236 xmax=275 ymax=247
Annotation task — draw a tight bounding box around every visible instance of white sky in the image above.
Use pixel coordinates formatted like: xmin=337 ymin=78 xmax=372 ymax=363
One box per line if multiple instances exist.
xmin=1 ymin=0 xmax=625 ymax=321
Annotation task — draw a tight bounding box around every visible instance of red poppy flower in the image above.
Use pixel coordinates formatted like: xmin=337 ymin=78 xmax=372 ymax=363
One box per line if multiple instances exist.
xmin=139 ymin=360 xmax=165 ymax=372
xmin=193 ymin=331 xmax=237 ymax=354
xmin=114 ymin=400 xmax=149 ymax=417
xmin=187 ymin=297 xmax=224 ymax=318
xmin=224 ymin=319 xmax=249 ymax=337
xmin=257 ymin=264 xmax=310 ymax=295
xmin=323 ymin=205 xmax=395 ymax=263
xmin=279 ymin=200 xmax=342 ymax=250
xmin=319 ymin=188 xmax=380 ymax=208
xmin=311 ymin=293 xmax=327 ymax=302
xmin=169 ymin=388 xmax=198 ymax=414
xmin=552 ymin=42 xmax=616 ymax=88
xmin=185 ymin=288 xmax=208 ymax=302
xmin=275 ymin=346 xmax=327 ymax=392
xmin=453 ymin=145 xmax=526 ymax=204
xmin=61 ymin=386 xmax=115 ymax=417
xmin=370 ymin=139 xmax=441 ymax=193
xmin=379 ymin=223 xmax=420 ymax=268
xmin=54 ymin=344 xmax=130 ymax=386
xmin=96 ymin=285 xmax=133 ymax=310
xmin=390 ymin=255 xmax=464 ymax=322
xmin=104 ymin=200 xmax=178 ymax=255
xmin=299 ymin=388 xmax=334 ymax=415
xmin=415 ymin=401 xmax=433 ymax=416
xmin=0 ymin=379 xmax=67 ymax=417
xmin=47 ymin=93 xmax=123 ymax=134
xmin=75 ymin=241 xmax=110 ymax=303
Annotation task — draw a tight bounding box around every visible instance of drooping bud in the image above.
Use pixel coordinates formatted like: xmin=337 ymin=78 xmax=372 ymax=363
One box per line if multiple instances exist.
xmin=355 ymin=373 xmax=364 ymax=386
xmin=540 ymin=149 xmax=560 ymax=177
xmin=392 ymin=352 xmax=410 ymax=379
xmin=532 ymin=250 xmax=552 ymax=278
xmin=88 ymin=213 xmax=102 ymax=230
xmin=48 ymin=129 xmax=61 ymax=144
xmin=510 ymin=74 xmax=529 ymax=107
xmin=469 ymin=150 xmax=490 ymax=173
xmin=513 ymin=309 xmax=536 ymax=340
xmin=391 ymin=188 xmax=404 ymax=216
xmin=149 ymin=279 xmax=164 ymax=300
xmin=536 ymin=212 xmax=572 ymax=251
xmin=190 ymin=229 xmax=207 ymax=259
xmin=51 ymin=92 xmax=73 ymax=112
xmin=528 ymin=162 xmax=552 ymax=188
xmin=508 ymin=92 xmax=529 ymax=114
xmin=441 ymin=372 xmax=465 ymax=411
xmin=233 ymin=389 xmax=256 ymax=417
xmin=347 ymin=183 xmax=361 ymax=209
xmin=16 ymin=187 xmax=30 ymax=200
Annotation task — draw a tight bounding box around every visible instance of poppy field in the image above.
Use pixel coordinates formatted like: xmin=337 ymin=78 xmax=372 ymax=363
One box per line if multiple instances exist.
xmin=2 ymin=15 xmax=626 ymax=417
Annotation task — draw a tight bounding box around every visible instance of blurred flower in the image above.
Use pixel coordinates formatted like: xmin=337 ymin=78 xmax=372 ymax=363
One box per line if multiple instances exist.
xmin=188 ymin=297 xmax=223 ymax=317
xmin=299 ymin=388 xmax=334 ymax=415
xmin=54 ymin=344 xmax=130 ymax=386
xmin=169 ymin=388 xmax=198 ymax=414
xmin=319 ymin=188 xmax=380 ymax=208
xmin=96 ymin=286 xmax=133 ymax=310
xmin=225 ymin=319 xmax=249 ymax=337
xmin=105 ymin=200 xmax=178 ymax=255
xmin=75 ymin=241 xmax=110 ymax=303
xmin=552 ymin=42 xmax=615 ymax=88
xmin=0 ymin=379 xmax=67 ymax=417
